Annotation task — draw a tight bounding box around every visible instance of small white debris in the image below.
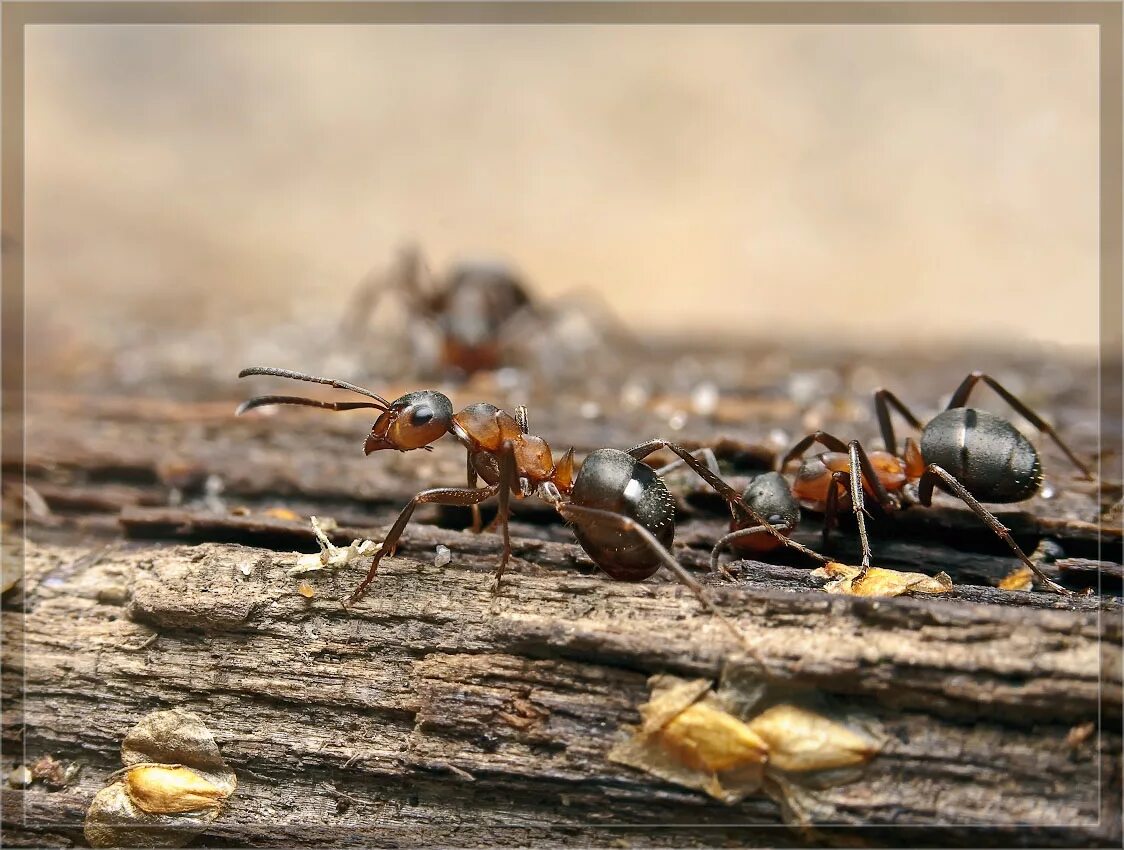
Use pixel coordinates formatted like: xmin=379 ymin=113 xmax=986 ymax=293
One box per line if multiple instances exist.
xmin=203 ymin=475 xmax=226 ymax=513
xmin=8 ymin=765 xmax=31 ymax=787
xmin=767 ymin=429 xmax=790 ymax=450
xmin=620 ymin=380 xmax=650 ymax=410
xmin=690 ymin=382 xmax=719 ymax=417
xmin=434 ymin=545 xmax=452 ymax=568
xmin=238 ymin=562 xmax=253 ymax=577
xmin=290 ymin=516 xmax=380 ymax=576
xmin=580 ymin=401 xmax=601 ymax=420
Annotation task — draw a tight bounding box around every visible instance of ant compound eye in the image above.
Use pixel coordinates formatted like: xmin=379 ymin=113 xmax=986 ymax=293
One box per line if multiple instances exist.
xmin=381 ymin=391 xmax=454 ymax=451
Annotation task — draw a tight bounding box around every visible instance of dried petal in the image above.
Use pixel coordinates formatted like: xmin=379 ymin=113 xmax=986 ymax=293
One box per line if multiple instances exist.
xmin=747 ymin=703 xmax=878 ymax=772
xmin=998 ymin=565 xmax=1034 ymax=592
xmin=297 ymin=580 xmax=315 ymax=598
xmin=638 ymin=676 xmax=713 ymax=734
xmin=812 ymin=562 xmax=952 ymax=597
xmin=1066 ymin=721 xmax=1095 ymax=748
xmin=263 ymin=507 xmax=301 ymax=521
xmin=658 ymin=700 xmax=769 ymax=773
xmin=609 ymin=676 xmax=767 ymax=804
xmin=86 ymin=710 xmax=236 ymax=848
xmin=124 ymin=765 xmax=229 ymax=814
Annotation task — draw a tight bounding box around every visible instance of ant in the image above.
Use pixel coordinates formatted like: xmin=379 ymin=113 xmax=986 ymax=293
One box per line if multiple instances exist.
xmin=341 ymin=244 xmax=534 ymax=377
xmin=235 ymin=366 xmax=819 ymax=645
xmin=772 ymin=372 xmax=1094 ymax=595
xmin=707 ymin=471 xmax=824 ymax=574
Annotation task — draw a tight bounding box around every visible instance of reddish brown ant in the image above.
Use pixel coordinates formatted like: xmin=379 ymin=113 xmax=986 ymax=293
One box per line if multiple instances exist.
xmin=236 ymin=366 xmax=820 ymax=644
xmin=341 ymin=244 xmax=629 ymax=381
xmin=341 ymin=245 xmax=535 ymax=377
xmin=708 ymin=472 xmax=803 ymax=566
xmin=773 ymin=372 xmax=1094 ymax=595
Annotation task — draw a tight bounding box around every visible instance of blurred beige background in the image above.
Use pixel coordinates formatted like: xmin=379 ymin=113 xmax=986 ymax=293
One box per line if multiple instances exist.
xmin=25 ymin=23 xmax=1099 ymax=372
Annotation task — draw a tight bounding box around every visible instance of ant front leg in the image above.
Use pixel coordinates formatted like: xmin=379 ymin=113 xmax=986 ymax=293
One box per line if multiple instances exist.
xmin=946 ymin=372 xmax=1093 ymax=479
xmin=823 ymin=467 xmax=875 ymax=570
xmin=350 ymin=483 xmax=499 ymax=605
xmin=488 ymin=441 xmax=518 ymax=595
xmin=708 ymin=520 xmax=797 ymax=575
xmin=627 ymin=438 xmax=825 ymax=563
xmin=466 ymin=453 xmax=484 ymax=534
xmin=917 ymin=464 xmax=1072 ymax=596
xmin=555 ymin=503 xmax=755 ymax=657
xmin=838 ymin=440 xmax=902 ymax=574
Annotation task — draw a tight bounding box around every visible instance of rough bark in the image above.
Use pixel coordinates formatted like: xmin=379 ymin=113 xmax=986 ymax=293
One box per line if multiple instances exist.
xmin=4 ymin=367 xmax=1121 ymax=848
xmin=3 ymin=533 xmax=1120 ymax=847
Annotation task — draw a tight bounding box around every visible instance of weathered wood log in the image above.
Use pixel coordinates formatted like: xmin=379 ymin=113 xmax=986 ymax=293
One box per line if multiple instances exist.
xmin=6 ymin=348 xmax=1119 ymax=850
xmin=3 ymin=535 xmax=1120 ymax=847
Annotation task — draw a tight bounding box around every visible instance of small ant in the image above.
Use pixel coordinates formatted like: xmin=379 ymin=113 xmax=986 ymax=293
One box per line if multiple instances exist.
xmin=342 ymin=244 xmax=534 ymax=377
xmin=773 ymin=372 xmax=1094 ymax=595
xmin=707 ymin=472 xmax=827 ymax=574
xmin=235 ymin=366 xmax=815 ymax=644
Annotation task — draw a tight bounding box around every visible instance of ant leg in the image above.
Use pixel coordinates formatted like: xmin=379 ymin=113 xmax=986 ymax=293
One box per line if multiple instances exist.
xmin=918 ymin=464 xmax=1072 ymax=596
xmin=489 ymin=441 xmax=517 ymax=594
xmin=873 ymin=389 xmax=924 ymax=456
xmin=822 ymin=470 xmax=848 ymax=544
xmin=556 ymin=503 xmax=755 ymax=656
xmin=654 ymin=447 xmax=720 ymax=478
xmin=341 ymin=243 xmax=429 ymax=338
xmin=350 ymin=483 xmax=498 ymax=605
xmin=628 ymin=438 xmax=828 ymax=563
xmin=824 ymin=449 xmax=876 ymax=570
xmin=780 ymin=431 xmax=849 ymax=469
xmin=848 ymin=440 xmax=899 ymax=512
xmin=946 ymin=372 xmax=1093 ymax=479
xmin=467 ymin=454 xmax=483 ymax=534
xmin=787 ymin=434 xmax=897 ymax=513
xmin=709 ymin=520 xmax=797 ymax=574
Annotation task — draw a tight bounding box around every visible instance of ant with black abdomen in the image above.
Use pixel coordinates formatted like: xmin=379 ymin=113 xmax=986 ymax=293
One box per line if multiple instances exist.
xmin=236 ymin=366 xmax=828 ymax=648
xmin=766 ymin=372 xmax=1094 ymax=596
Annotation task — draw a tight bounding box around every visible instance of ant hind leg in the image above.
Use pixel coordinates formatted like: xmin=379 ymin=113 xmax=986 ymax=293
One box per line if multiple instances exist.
xmin=917 ymin=464 xmax=1072 ymax=596
xmin=628 ymin=438 xmax=828 ymax=564
xmin=946 ymin=372 xmax=1093 ymax=479
xmin=556 ymin=503 xmax=756 ymax=657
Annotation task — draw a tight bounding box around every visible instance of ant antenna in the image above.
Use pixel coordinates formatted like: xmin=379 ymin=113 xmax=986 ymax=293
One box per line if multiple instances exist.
xmin=236 ymin=395 xmax=387 ymax=417
xmin=237 ymin=366 xmax=391 ymax=407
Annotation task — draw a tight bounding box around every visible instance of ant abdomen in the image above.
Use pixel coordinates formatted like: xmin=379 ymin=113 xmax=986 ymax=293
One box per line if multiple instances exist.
xmin=921 ymin=408 xmax=1042 ymax=503
xmin=568 ymin=448 xmax=675 ymax=580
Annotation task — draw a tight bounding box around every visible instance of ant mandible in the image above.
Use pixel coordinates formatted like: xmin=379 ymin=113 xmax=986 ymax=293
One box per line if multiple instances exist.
xmin=775 ymin=371 xmax=1093 ymax=595
xmin=235 ymin=366 xmax=815 ymax=643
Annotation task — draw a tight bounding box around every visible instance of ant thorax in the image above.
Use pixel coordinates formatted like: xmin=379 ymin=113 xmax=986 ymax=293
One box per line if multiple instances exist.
xmin=450 ymin=402 xmax=573 ymax=496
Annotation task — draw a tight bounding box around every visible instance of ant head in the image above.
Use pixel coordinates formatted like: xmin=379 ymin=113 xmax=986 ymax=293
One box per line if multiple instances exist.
xmin=365 ymin=391 xmax=454 ymax=454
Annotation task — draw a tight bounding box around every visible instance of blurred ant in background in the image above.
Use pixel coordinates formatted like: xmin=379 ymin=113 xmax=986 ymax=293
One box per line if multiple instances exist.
xmin=341 ymin=243 xmax=628 ymax=383
xmin=764 ymin=372 xmax=1094 ymax=595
